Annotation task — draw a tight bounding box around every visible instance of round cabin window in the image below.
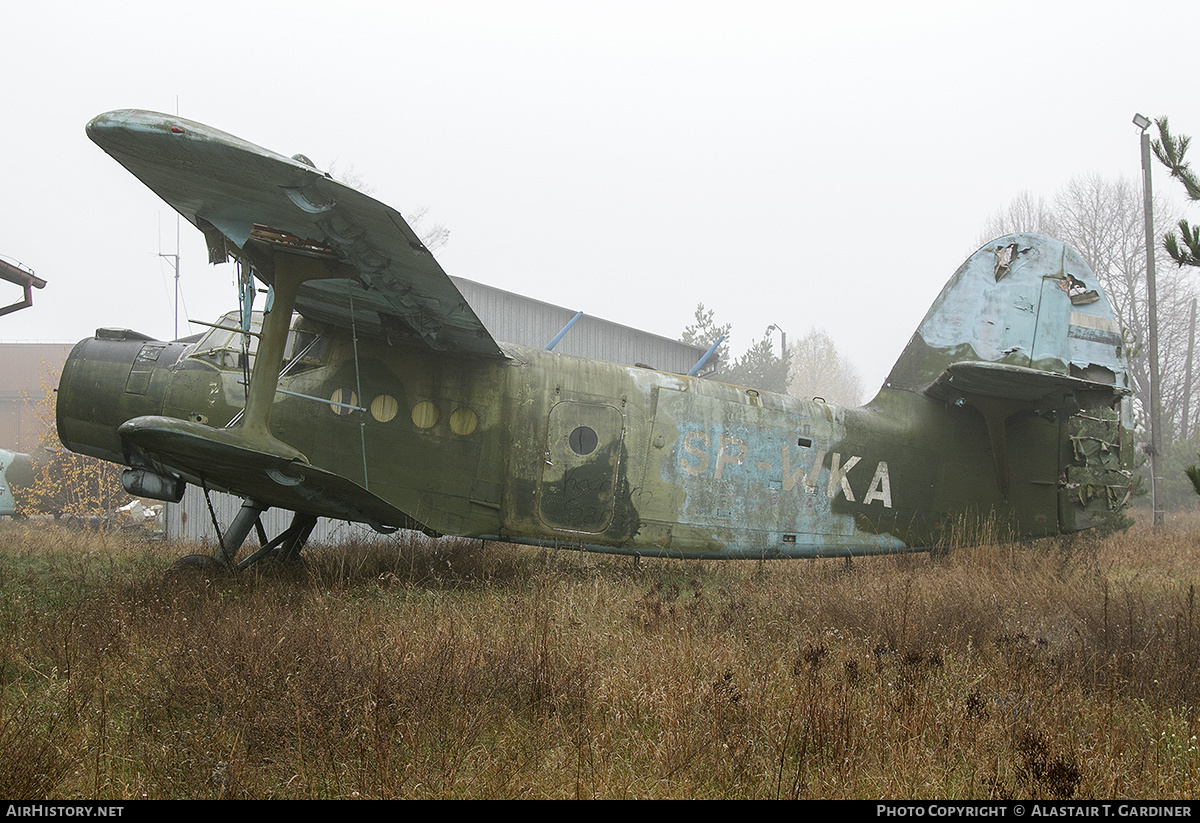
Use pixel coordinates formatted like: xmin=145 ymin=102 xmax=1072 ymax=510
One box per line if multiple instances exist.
xmin=370 ymin=395 xmax=398 ymax=423
xmin=569 ymin=425 xmax=598 ymax=456
xmin=411 ymin=400 xmax=439 ymax=429
xmin=449 ymin=407 xmax=478 ymax=436
xmin=329 ymin=388 xmax=358 ymax=416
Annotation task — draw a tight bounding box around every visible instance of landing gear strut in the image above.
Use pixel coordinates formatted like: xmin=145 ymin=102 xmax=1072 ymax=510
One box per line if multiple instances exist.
xmin=181 ymin=493 xmax=318 ymax=572
xmin=212 ymin=499 xmax=265 ymax=566
xmin=235 ymin=512 xmax=317 ymax=569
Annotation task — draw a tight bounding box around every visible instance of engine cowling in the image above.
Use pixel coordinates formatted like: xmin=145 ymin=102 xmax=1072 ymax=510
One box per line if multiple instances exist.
xmin=57 ymin=328 xmax=190 ymax=467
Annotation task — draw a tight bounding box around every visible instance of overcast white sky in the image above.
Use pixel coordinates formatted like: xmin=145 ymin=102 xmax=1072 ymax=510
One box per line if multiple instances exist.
xmin=2 ymin=0 xmax=1196 ymax=392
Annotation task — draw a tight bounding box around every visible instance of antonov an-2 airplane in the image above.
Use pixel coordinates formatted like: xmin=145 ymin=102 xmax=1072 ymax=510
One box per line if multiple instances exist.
xmin=57 ymin=110 xmax=1134 ymax=569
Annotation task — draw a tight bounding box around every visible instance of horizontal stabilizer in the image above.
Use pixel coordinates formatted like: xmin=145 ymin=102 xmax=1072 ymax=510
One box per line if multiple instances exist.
xmin=927 ymin=361 xmax=1130 ymax=410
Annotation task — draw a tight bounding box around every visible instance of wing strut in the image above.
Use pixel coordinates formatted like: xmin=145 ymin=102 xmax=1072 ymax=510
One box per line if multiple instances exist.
xmin=349 ymin=287 xmax=370 ymax=491
xmin=241 ymin=251 xmax=340 ymax=447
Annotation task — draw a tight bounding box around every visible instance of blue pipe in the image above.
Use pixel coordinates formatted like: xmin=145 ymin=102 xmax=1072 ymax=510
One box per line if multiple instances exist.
xmin=546 ymin=310 xmax=584 ymax=350
xmin=687 ymin=334 xmax=725 ymax=377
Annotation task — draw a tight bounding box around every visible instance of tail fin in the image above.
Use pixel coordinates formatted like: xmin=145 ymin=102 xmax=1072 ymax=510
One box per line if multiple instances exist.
xmin=882 ymin=234 xmax=1133 ymax=530
xmin=884 ymin=233 xmax=1130 ymax=400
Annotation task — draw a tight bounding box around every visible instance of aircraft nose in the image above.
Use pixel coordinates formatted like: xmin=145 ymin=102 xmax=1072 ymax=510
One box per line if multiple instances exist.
xmin=56 ymin=330 xmax=187 ymax=467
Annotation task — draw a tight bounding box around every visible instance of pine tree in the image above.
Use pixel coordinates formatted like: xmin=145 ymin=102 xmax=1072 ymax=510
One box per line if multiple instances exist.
xmin=1153 ymin=117 xmax=1200 ymax=268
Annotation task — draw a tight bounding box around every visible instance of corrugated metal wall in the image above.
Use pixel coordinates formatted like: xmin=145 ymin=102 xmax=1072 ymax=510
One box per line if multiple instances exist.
xmin=165 ymin=485 xmax=378 ymax=545
xmin=450 ymin=276 xmax=705 ymax=374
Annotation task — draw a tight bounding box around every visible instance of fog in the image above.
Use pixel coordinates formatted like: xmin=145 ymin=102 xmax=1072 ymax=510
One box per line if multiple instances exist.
xmin=2 ymin=0 xmax=1195 ymax=392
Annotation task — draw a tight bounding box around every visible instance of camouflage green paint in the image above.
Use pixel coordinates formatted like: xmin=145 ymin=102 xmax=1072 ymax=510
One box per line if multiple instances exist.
xmin=58 ymin=110 xmax=1134 ymax=561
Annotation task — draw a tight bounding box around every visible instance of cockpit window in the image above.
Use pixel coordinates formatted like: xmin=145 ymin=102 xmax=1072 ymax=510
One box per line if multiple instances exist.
xmin=282 ymin=327 xmax=328 ymax=374
xmin=190 ymin=311 xmax=260 ymax=370
xmin=189 ymin=312 xmax=328 ymax=373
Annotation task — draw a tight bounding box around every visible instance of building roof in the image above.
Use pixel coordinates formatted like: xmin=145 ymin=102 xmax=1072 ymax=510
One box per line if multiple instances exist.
xmin=450 ymin=275 xmax=706 ymax=374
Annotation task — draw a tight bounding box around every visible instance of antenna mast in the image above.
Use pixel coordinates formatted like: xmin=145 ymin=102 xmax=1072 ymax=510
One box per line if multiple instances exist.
xmin=159 ymin=96 xmax=183 ymax=340
xmin=158 ymin=223 xmax=180 ymax=339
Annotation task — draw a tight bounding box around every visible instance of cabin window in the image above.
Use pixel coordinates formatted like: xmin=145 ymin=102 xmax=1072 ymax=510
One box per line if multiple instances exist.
xmin=370 ymin=395 xmax=398 ymax=423
xmin=411 ymin=401 xmax=439 ymax=429
xmin=569 ymin=425 xmax=599 ymax=456
xmin=450 ymin=407 xmax=479 ymax=436
xmin=329 ymin=388 xmax=358 ymax=416
xmin=282 ymin=326 xmax=328 ymax=373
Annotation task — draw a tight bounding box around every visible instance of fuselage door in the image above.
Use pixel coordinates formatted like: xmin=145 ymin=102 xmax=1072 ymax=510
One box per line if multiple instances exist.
xmin=537 ymin=401 xmax=624 ymax=534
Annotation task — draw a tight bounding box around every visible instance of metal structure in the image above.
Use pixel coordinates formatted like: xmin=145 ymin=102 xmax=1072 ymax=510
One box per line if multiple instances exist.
xmin=0 ymin=258 xmax=46 ymax=318
xmin=0 ymin=260 xmax=48 ymax=516
xmin=448 ymin=276 xmax=706 ymax=374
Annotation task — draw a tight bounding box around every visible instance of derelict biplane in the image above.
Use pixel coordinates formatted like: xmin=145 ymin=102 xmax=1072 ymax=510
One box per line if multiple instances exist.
xmin=57 ymin=110 xmax=1134 ymax=568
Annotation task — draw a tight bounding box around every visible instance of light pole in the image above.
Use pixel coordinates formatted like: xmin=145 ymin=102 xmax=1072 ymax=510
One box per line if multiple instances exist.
xmin=766 ymin=323 xmax=788 ymax=393
xmin=765 ymin=323 xmax=787 ymax=359
xmin=1134 ymin=112 xmax=1164 ymax=528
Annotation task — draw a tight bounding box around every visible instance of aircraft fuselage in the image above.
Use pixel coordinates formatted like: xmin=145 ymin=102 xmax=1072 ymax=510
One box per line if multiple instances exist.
xmin=58 ymin=319 xmax=1079 ymax=558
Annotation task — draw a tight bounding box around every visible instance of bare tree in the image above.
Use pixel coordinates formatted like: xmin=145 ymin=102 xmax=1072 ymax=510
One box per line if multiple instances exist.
xmin=977 ymin=190 xmax=1059 ymax=242
xmin=402 ymin=206 xmax=451 ymax=252
xmin=786 ymin=327 xmax=864 ymax=408
xmin=327 ymin=161 xmax=450 ymax=251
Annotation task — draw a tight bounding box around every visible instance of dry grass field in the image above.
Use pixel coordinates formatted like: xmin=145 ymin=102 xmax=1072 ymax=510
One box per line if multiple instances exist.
xmin=1 ymin=512 xmax=1198 ymax=799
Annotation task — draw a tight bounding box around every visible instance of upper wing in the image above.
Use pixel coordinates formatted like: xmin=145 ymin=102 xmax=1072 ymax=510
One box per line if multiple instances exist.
xmin=87 ymin=109 xmax=503 ymax=358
